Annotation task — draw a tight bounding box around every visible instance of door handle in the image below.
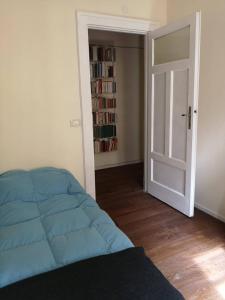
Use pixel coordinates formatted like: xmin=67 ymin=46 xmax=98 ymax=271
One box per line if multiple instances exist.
xmin=188 ymin=106 xmax=192 ymax=130
xmin=181 ymin=107 xmax=192 ymax=129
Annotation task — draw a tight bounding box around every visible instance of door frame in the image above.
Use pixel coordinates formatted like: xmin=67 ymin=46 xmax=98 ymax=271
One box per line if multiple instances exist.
xmin=77 ymin=11 xmax=159 ymax=198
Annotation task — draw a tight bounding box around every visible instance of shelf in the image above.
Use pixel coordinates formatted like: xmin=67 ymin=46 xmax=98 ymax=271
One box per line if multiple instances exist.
xmin=92 ymin=92 xmax=116 ymax=97
xmin=90 ymin=44 xmax=117 ymax=154
xmin=95 ymin=149 xmax=117 ymax=154
xmin=90 ymin=61 xmax=114 ymax=63
xmin=93 ymin=123 xmax=116 ymax=126
xmin=94 ymin=136 xmax=117 ymax=140
xmin=92 ymin=108 xmax=116 ymax=112
xmin=92 ymin=95 xmax=116 ymax=98
xmin=91 ymin=77 xmax=115 ymax=81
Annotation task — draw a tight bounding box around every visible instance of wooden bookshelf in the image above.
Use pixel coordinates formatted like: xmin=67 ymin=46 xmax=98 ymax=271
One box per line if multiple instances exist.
xmin=89 ymin=44 xmax=118 ymax=154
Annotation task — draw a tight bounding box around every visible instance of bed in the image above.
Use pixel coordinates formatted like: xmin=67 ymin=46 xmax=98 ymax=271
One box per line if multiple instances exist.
xmin=0 ymin=167 xmax=184 ymax=299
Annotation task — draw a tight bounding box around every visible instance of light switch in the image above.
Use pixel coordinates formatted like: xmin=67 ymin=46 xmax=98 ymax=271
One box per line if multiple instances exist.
xmin=70 ymin=119 xmax=81 ymax=128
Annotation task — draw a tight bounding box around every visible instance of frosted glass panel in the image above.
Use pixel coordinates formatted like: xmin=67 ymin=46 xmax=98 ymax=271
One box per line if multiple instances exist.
xmin=153 ymin=73 xmax=166 ymax=155
xmin=171 ymin=69 xmax=188 ymax=162
xmin=154 ymin=26 xmax=190 ymax=65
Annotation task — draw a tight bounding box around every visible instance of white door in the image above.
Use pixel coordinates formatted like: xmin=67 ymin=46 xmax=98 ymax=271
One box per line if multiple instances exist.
xmin=147 ymin=12 xmax=201 ymax=217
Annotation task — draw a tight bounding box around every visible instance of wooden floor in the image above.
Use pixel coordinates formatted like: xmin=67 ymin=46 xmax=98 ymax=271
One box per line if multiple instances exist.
xmin=96 ymin=163 xmax=225 ymax=300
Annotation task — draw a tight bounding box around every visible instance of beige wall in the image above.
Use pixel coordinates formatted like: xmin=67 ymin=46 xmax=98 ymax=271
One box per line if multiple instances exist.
xmin=167 ymin=0 xmax=225 ymax=220
xmin=89 ymin=30 xmax=144 ymax=169
xmin=1 ymin=0 xmax=225 ymax=220
xmin=0 ymin=0 xmax=167 ymax=185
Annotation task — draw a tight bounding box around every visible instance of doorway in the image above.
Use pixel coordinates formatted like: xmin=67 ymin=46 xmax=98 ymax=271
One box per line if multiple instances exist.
xmin=77 ymin=12 xmax=154 ymax=199
xmin=88 ymin=29 xmax=145 ymax=197
xmin=77 ymin=11 xmax=201 ymax=217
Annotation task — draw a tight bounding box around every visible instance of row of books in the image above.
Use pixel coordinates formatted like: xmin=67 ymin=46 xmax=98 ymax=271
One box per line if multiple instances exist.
xmin=90 ymin=62 xmax=115 ymax=78
xmin=89 ymin=46 xmax=116 ymax=62
xmin=92 ymin=97 xmax=116 ymax=110
xmin=94 ymin=138 xmax=118 ymax=153
xmin=93 ymin=125 xmax=116 ymax=139
xmin=91 ymin=80 xmax=116 ymax=94
xmin=93 ymin=112 xmax=116 ymax=125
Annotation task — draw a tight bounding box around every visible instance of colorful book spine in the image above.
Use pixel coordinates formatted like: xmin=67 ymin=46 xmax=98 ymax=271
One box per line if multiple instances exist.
xmin=89 ymin=46 xmax=116 ymax=62
xmin=94 ymin=138 xmax=118 ymax=153
xmin=91 ymin=80 xmax=116 ymax=94
xmin=93 ymin=125 xmax=116 ymax=139
xmin=92 ymin=97 xmax=116 ymax=110
xmin=93 ymin=112 xmax=116 ymax=125
xmin=90 ymin=62 xmax=115 ymax=78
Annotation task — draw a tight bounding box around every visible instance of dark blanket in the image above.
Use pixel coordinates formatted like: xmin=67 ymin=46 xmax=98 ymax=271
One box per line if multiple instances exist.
xmin=0 ymin=247 xmax=184 ymax=300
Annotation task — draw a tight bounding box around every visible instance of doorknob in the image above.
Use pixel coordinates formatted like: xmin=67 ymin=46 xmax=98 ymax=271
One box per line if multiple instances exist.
xmin=181 ymin=113 xmax=186 ymax=116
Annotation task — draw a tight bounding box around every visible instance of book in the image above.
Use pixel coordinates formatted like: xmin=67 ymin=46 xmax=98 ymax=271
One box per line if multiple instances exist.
xmin=94 ymin=138 xmax=118 ymax=153
xmin=89 ymin=46 xmax=116 ymax=62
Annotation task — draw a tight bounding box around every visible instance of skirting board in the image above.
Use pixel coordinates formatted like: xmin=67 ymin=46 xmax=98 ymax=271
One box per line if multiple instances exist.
xmin=95 ymin=160 xmax=143 ymax=171
xmin=195 ymin=202 xmax=225 ymax=224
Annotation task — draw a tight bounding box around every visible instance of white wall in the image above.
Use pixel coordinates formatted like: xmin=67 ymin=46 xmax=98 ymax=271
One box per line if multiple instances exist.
xmin=89 ymin=30 xmax=144 ymax=169
xmin=0 ymin=0 xmax=167 ymax=185
xmin=167 ymin=0 xmax=225 ymax=221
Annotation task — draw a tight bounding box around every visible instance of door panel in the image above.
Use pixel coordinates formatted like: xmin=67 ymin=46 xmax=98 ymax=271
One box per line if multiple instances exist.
xmin=171 ymin=69 xmax=189 ymax=162
xmin=147 ymin=13 xmax=201 ymax=217
xmin=152 ymin=160 xmax=186 ymax=195
xmin=153 ymin=73 xmax=166 ymax=155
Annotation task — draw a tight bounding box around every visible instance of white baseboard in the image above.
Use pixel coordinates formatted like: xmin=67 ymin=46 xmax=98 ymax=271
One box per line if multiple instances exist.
xmin=95 ymin=160 xmax=143 ymax=171
xmin=195 ymin=202 xmax=225 ymax=223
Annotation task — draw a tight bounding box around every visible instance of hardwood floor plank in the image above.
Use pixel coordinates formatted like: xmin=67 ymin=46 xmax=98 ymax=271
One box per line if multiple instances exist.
xmin=96 ymin=163 xmax=225 ymax=300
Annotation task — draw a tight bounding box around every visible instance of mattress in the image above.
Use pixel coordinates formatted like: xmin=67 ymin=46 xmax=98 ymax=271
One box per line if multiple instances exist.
xmin=0 ymin=167 xmax=133 ymax=287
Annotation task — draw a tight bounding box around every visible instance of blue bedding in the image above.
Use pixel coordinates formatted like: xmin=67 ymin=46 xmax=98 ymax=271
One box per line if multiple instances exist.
xmin=0 ymin=167 xmax=133 ymax=288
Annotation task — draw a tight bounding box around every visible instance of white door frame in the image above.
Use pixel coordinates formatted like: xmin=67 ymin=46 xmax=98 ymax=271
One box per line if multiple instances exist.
xmin=77 ymin=11 xmax=159 ymax=198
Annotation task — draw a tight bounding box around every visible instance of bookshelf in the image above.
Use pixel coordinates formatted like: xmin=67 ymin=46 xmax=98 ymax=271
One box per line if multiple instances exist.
xmin=89 ymin=44 xmax=118 ymax=154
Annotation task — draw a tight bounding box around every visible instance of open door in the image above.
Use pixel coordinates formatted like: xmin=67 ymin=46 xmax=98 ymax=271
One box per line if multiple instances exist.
xmin=147 ymin=12 xmax=201 ymax=217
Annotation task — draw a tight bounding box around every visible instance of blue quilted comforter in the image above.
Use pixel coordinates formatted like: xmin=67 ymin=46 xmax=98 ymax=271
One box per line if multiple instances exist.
xmin=0 ymin=167 xmax=133 ymax=287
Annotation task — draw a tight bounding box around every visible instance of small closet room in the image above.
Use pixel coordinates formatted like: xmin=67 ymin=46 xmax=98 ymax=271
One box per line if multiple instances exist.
xmin=88 ymin=30 xmax=145 ymax=200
